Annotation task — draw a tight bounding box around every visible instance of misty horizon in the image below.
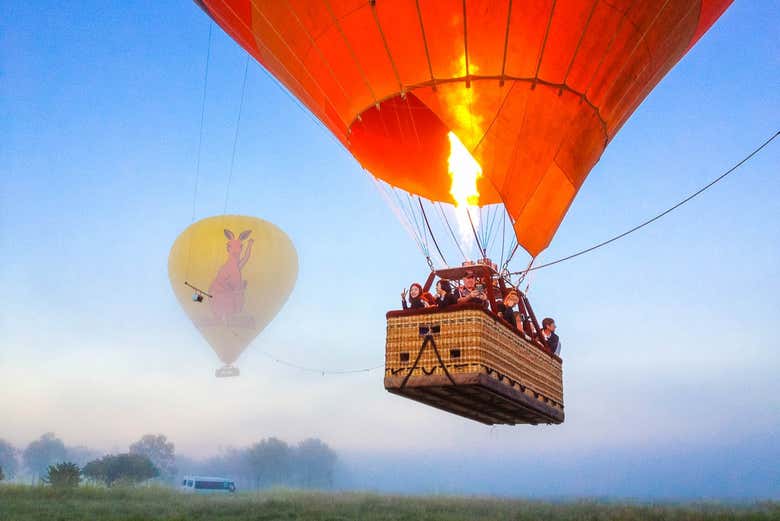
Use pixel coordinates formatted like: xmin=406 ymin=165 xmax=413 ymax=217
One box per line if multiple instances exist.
xmin=2 ymin=0 xmax=778 ymax=507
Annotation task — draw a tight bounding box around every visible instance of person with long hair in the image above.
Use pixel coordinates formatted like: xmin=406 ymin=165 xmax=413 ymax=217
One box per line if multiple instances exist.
xmin=401 ymin=282 xmax=428 ymax=310
xmin=434 ymin=279 xmax=458 ymax=308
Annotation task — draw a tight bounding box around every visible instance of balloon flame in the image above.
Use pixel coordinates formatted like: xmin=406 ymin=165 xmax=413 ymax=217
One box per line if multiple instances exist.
xmin=448 ymin=131 xmax=482 ymax=207
xmin=447 ymin=131 xmax=481 ymax=253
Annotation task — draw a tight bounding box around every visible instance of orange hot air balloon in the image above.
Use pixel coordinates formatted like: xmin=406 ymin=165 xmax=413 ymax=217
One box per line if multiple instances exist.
xmin=168 ymin=215 xmax=298 ymax=377
xmin=195 ymin=0 xmax=731 ymax=257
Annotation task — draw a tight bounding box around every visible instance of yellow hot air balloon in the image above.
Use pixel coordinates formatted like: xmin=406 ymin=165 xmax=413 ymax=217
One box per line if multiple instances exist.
xmin=168 ymin=215 xmax=297 ymax=377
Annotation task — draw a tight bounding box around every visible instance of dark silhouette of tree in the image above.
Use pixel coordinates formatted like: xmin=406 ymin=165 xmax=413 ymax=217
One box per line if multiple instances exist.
xmin=82 ymin=454 xmax=158 ymax=487
xmin=0 ymin=439 xmax=18 ymax=480
xmin=129 ymin=434 xmax=176 ymax=481
xmin=0 ymin=465 xmax=4 ymax=482
xmin=42 ymin=462 xmax=81 ymax=489
xmin=22 ymin=433 xmax=66 ymax=482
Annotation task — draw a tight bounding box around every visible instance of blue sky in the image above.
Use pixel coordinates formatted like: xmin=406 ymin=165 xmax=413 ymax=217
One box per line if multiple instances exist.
xmin=1 ymin=1 xmax=778 ymax=498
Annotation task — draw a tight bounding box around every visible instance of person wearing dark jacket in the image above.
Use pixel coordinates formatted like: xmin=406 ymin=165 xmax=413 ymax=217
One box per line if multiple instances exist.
xmin=401 ymin=282 xmax=428 ymax=310
xmin=540 ymin=317 xmax=560 ymax=355
xmin=495 ymin=290 xmax=521 ymax=329
xmin=434 ymin=280 xmax=458 ymax=308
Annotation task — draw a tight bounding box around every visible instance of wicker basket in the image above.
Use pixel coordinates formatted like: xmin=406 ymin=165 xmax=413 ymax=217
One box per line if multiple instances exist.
xmin=384 ymin=304 xmax=564 ymax=425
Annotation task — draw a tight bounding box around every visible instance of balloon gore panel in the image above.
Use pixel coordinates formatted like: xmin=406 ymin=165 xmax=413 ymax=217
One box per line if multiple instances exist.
xmin=196 ymin=0 xmax=731 ymax=255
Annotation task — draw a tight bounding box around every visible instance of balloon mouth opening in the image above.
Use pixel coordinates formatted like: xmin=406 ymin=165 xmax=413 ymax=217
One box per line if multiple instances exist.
xmin=347 ymin=92 xmax=500 ymax=206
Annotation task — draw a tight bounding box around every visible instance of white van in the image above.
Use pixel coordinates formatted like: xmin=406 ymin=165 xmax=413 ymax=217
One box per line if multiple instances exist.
xmin=180 ymin=476 xmax=236 ymax=493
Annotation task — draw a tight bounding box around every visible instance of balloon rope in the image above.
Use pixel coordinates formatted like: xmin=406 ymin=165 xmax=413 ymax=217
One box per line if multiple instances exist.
xmin=485 ymin=205 xmax=501 ymax=254
xmin=499 ymin=209 xmax=507 ymax=269
xmin=185 ymin=22 xmax=212 ymax=282
xmin=437 ymin=203 xmax=469 ymax=262
xmin=223 ymin=54 xmax=250 ymax=215
xmin=191 ymin=23 xmax=212 ymax=224
xmin=258 ymin=351 xmax=383 ymax=375
xmin=371 ymin=177 xmax=428 ymax=260
xmin=466 ymin=207 xmax=485 ymax=257
xmin=403 ymin=192 xmax=428 ymax=255
xmin=510 ymin=129 xmax=780 ymax=277
xmin=502 ymin=241 xmax=520 ymax=274
xmin=419 ymin=198 xmax=447 ymax=267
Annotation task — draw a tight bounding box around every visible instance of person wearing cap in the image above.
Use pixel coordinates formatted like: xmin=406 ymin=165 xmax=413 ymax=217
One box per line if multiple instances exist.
xmin=495 ymin=290 xmax=521 ymax=329
xmin=456 ymin=269 xmax=488 ymax=305
xmin=539 ymin=317 xmax=560 ymax=355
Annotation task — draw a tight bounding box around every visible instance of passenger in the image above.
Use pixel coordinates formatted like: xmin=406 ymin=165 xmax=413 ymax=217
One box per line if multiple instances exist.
xmin=539 ymin=317 xmax=560 ymax=355
xmin=434 ymin=280 xmax=458 ymax=308
xmin=401 ymin=282 xmax=428 ymax=310
xmin=456 ymin=270 xmax=488 ymax=305
xmin=420 ymin=291 xmax=437 ymax=307
xmin=495 ymin=290 xmax=521 ymax=330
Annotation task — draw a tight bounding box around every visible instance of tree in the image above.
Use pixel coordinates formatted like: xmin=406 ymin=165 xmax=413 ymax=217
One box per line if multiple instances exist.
xmin=82 ymin=454 xmax=158 ymax=487
xmin=23 ymin=433 xmax=66 ymax=481
xmin=294 ymin=438 xmax=337 ymax=489
xmin=42 ymin=462 xmax=81 ymax=489
xmin=129 ymin=434 xmax=176 ymax=481
xmin=0 ymin=439 xmax=18 ymax=480
xmin=0 ymin=465 xmax=5 ymax=482
xmin=81 ymin=458 xmax=107 ymax=484
xmin=246 ymin=437 xmax=291 ymax=487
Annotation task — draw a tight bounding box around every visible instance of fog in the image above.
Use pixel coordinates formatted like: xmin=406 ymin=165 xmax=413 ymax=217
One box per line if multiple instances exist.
xmin=1 ymin=430 xmax=776 ymax=500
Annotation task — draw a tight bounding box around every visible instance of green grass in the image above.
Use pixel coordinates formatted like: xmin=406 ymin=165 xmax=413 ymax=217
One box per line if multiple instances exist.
xmin=0 ymin=485 xmax=776 ymax=521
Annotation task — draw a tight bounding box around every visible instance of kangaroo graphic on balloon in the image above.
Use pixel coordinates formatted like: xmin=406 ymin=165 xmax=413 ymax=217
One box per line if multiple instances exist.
xmin=168 ymin=215 xmax=298 ymax=377
xmin=209 ymin=229 xmax=254 ymax=322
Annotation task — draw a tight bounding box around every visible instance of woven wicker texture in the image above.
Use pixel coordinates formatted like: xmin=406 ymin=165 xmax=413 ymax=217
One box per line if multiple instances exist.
xmin=386 ymin=307 xmax=563 ymax=410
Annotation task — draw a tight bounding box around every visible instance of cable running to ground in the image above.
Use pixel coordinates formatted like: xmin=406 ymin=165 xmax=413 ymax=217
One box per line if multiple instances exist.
xmin=223 ymin=54 xmax=250 ymax=214
xmin=511 ymin=129 xmax=780 ymax=277
xmin=191 ymin=23 xmax=212 ymax=223
xmin=257 ymin=351 xmax=383 ymax=375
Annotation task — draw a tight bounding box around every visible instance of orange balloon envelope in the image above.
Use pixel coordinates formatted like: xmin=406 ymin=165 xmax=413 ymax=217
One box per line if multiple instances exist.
xmin=196 ymin=0 xmax=731 ymax=256
xmin=168 ymin=215 xmax=298 ymax=375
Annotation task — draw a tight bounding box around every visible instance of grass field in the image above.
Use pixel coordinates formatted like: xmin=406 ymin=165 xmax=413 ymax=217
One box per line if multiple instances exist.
xmin=0 ymin=485 xmax=777 ymax=521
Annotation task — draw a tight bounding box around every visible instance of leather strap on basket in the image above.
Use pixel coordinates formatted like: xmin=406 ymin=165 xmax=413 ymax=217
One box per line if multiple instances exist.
xmin=399 ymin=333 xmax=456 ymax=389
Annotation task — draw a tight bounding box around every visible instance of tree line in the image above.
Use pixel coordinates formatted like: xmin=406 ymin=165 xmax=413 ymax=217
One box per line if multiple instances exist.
xmin=178 ymin=437 xmax=338 ymax=490
xmin=0 ymin=433 xmax=338 ymax=491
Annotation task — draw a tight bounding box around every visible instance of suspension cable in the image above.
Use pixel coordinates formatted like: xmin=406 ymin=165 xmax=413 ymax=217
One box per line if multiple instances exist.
xmin=499 ymin=209 xmax=507 ymax=268
xmin=185 ymin=23 xmax=213 ymax=281
xmin=466 ymin=207 xmax=485 ymax=257
xmin=485 ymin=205 xmax=502 ymax=255
xmin=510 ymin=129 xmax=780 ymax=276
xmin=502 ymin=241 xmax=520 ymax=274
xmin=223 ymin=54 xmax=250 ymax=214
xmin=516 ymin=256 xmax=536 ymax=287
xmin=403 ymin=191 xmax=428 ymax=254
xmin=437 ymin=203 xmax=469 ymax=261
xmin=379 ymin=180 xmax=428 ymax=258
xmin=190 ymin=23 xmax=212 ymax=223
xmin=419 ymin=198 xmax=447 ymax=266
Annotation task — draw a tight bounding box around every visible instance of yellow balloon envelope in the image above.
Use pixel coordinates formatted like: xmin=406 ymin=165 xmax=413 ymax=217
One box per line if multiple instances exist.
xmin=168 ymin=215 xmax=297 ymax=376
